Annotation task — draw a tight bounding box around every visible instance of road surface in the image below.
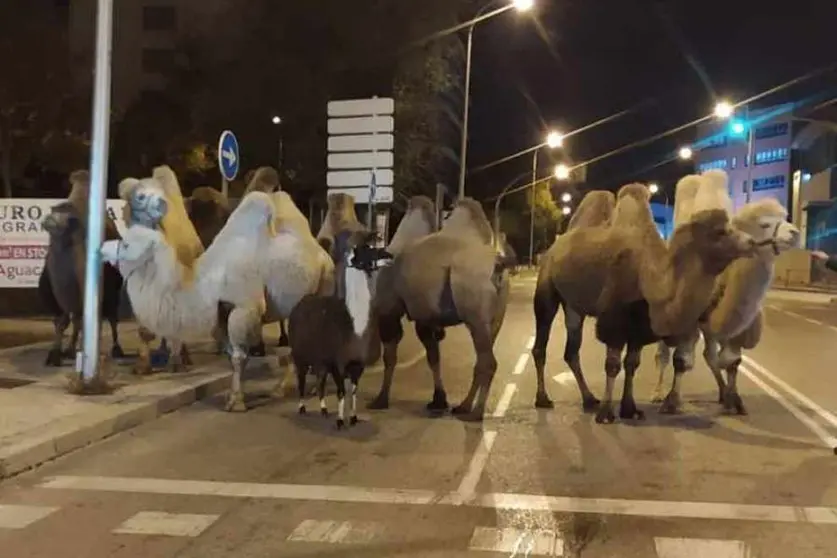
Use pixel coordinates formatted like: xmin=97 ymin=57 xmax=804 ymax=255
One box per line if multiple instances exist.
xmin=1 ymin=279 xmax=836 ymax=557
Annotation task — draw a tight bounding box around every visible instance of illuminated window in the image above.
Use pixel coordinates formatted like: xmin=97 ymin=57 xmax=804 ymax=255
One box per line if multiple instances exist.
xmin=754 ymin=122 xmax=789 ymax=140
xmin=754 ymin=148 xmax=788 ymax=165
xmin=698 ymin=159 xmax=728 ymax=172
xmin=752 ymin=174 xmax=786 ymax=191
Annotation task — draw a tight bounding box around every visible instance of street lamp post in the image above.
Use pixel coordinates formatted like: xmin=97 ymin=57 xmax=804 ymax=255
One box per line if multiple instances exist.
xmin=457 ymin=0 xmax=534 ymax=199
xmin=271 ymin=115 xmax=283 ymax=171
xmin=527 ymin=131 xmax=563 ymax=265
xmin=714 ymin=100 xmax=755 ymax=203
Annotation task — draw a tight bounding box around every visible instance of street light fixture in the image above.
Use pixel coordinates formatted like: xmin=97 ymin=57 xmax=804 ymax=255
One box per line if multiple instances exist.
xmin=546 ymin=130 xmax=564 ymax=149
xmin=648 ymin=183 xmax=659 ymax=195
xmin=554 ymin=163 xmax=570 ymax=180
xmin=271 ymin=115 xmax=282 ymax=125
xmin=561 ymin=192 xmax=572 ymax=203
xmin=678 ymin=146 xmax=693 ymax=160
xmin=271 ymin=115 xmax=284 ymax=169
xmin=458 ymin=0 xmax=534 ymax=199
xmin=714 ymin=101 xmax=734 ymax=119
xmin=562 ymin=206 xmax=571 ymax=215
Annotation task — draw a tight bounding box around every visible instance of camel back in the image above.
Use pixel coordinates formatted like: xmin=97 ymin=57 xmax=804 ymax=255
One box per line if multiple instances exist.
xmin=567 ymin=190 xmax=615 ymax=230
xmin=387 ymin=195 xmax=436 ymax=255
xmin=440 ymin=197 xmax=493 ymax=245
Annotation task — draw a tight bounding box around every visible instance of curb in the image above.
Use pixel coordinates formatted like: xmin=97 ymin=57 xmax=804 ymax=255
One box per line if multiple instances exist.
xmin=0 ymin=370 xmax=231 ymax=480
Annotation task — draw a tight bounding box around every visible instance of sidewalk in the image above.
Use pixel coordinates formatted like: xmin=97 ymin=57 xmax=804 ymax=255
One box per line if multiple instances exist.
xmin=0 ymin=326 xmax=234 ymax=479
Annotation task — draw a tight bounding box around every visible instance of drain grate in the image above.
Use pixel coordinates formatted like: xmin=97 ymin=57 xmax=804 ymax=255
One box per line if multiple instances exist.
xmin=0 ymin=377 xmax=36 ymax=389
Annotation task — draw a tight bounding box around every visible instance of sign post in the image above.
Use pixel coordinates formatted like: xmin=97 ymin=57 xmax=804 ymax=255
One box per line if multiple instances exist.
xmin=327 ymin=97 xmax=394 ymax=240
xmin=218 ymin=130 xmax=240 ymax=196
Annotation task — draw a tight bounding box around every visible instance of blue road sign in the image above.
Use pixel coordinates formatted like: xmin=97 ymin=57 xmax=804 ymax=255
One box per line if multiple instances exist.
xmin=218 ymin=130 xmax=240 ymax=181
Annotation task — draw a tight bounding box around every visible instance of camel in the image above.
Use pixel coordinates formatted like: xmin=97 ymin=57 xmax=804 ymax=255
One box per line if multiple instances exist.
xmin=107 ymin=167 xmax=339 ymax=411
xmin=119 ymin=164 xmax=205 ymax=373
xmin=40 ymin=170 xmax=125 ymax=366
xmin=367 ymin=197 xmax=510 ymax=422
xmin=288 ymin=228 xmax=393 ymax=429
xmin=651 ymin=197 xmax=801 ymax=415
xmin=531 ymin=170 xmax=758 ymax=423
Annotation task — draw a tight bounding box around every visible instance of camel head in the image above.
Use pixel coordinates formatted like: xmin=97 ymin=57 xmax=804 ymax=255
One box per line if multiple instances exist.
xmin=441 ymin=197 xmax=493 ymax=245
xmin=334 ymin=229 xmax=393 ymax=336
xmin=733 ymin=198 xmax=801 ymax=255
xmin=387 ymin=195 xmax=436 ymax=256
xmin=101 ymin=225 xmax=163 ymax=277
xmin=673 ymin=208 xmax=756 ymax=275
xmin=119 ymin=177 xmax=168 ymax=229
xmin=42 ymin=201 xmax=83 ymax=247
xmin=244 ymin=167 xmax=280 ymax=195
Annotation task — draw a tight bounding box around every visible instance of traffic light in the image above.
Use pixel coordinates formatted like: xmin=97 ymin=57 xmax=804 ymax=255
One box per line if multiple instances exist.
xmin=729 ymin=119 xmax=746 ymax=137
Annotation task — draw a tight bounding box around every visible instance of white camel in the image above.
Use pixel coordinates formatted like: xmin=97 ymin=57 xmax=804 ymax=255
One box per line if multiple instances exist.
xmin=652 ymin=183 xmax=801 ymax=414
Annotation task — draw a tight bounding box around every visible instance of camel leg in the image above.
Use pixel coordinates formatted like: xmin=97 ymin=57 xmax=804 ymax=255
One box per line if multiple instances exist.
xmin=180 ymin=343 xmax=193 ymax=366
xmin=107 ymin=316 xmax=125 ymax=359
xmin=416 ymin=322 xmax=449 ymax=413
xmin=250 ymin=332 xmax=267 ymax=357
xmin=317 ymin=366 xmax=329 ymax=417
xmin=46 ymin=314 xmax=71 ymax=367
xmin=66 ymin=313 xmax=82 ymax=356
xmin=368 ymin=314 xmax=403 ymax=410
xmin=619 ymin=345 xmax=645 ymax=420
xmin=651 ymin=341 xmax=671 ymax=403
xmin=719 ymin=345 xmax=747 ymax=415
xmin=134 ymin=327 xmax=155 ymax=375
xmin=345 ymin=360 xmax=362 ymax=426
xmin=452 ymin=322 xmax=497 ymax=422
xmin=595 ymin=346 xmax=622 ymax=424
xmin=532 ymin=279 xmax=560 ymax=409
xmin=702 ymin=336 xmax=727 ymax=404
xmin=167 ymin=338 xmax=188 ymax=373
xmin=277 ymin=319 xmax=289 ymax=347
xmin=330 ymin=364 xmax=348 ymax=429
xmin=225 ymin=345 xmax=248 ymax=412
xmin=565 ymin=309 xmax=599 ymax=412
xmin=659 ymin=340 xmax=697 ymax=415
xmin=225 ymin=306 xmax=260 ymax=412
xmin=295 ymin=361 xmax=310 ymax=414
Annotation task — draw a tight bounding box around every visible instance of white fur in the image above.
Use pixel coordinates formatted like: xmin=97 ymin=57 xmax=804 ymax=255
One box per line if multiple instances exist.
xmin=344 ymin=264 xmax=371 ymax=337
xmin=693 ymin=169 xmax=733 ymax=215
xmin=672 ymin=175 xmax=701 ymax=229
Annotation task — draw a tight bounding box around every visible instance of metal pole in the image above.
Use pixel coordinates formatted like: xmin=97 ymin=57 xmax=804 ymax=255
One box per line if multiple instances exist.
xmin=744 ymin=105 xmax=754 ymax=204
xmin=528 ymin=149 xmax=538 ymax=266
xmin=278 ymin=135 xmax=284 ymax=170
xmin=435 ymin=183 xmax=444 ymax=229
xmin=457 ymin=24 xmax=475 ymax=200
xmin=221 ymin=178 xmax=228 ymax=197
xmin=493 ymin=194 xmax=502 ymax=250
xmin=79 ymin=0 xmax=114 ymax=382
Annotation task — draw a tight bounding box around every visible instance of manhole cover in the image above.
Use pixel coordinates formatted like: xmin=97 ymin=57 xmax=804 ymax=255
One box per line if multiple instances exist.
xmin=0 ymin=377 xmax=36 ymax=389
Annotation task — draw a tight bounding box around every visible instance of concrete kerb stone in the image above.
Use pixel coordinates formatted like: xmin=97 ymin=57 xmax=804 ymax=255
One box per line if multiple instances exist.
xmin=0 ymin=369 xmax=232 ymax=480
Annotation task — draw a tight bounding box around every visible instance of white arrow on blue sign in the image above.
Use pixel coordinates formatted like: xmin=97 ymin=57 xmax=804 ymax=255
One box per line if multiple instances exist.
xmin=218 ymin=130 xmax=240 ymax=181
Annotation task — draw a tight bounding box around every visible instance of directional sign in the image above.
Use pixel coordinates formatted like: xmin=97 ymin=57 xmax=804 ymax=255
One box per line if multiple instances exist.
xmin=328 ymin=134 xmax=394 ymax=152
xmin=328 ymin=116 xmax=394 ymax=136
xmin=328 ymin=186 xmax=394 ymax=204
xmin=328 ymin=151 xmax=393 ymax=170
xmin=218 ymin=130 xmax=240 ymax=181
xmin=328 ymin=169 xmax=394 ymax=187
xmin=328 ymin=97 xmax=395 ymax=118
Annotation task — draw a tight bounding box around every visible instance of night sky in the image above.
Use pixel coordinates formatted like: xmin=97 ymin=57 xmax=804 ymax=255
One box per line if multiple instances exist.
xmin=466 ymin=0 xmax=837 ymax=200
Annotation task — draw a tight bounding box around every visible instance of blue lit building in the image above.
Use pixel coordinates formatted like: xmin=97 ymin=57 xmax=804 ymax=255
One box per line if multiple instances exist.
xmin=650 ymin=202 xmax=673 ymax=239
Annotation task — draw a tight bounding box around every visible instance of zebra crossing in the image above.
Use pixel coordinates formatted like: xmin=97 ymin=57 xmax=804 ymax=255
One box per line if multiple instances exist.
xmin=0 ymin=502 xmax=756 ymax=556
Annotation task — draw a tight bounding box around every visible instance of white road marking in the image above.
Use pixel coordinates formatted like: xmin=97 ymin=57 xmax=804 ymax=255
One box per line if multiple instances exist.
xmin=783 ymin=310 xmax=803 ymax=319
xmin=526 ymin=336 xmax=535 ymax=350
xmin=493 ymin=384 xmax=517 ymax=418
xmin=512 ymin=353 xmax=530 ymax=376
xmin=287 ymin=519 xmax=384 ymax=544
xmin=654 ymin=537 xmax=752 ymax=558
xmin=742 ymin=356 xmax=837 ymax=432
xmin=552 ymin=371 xmax=574 ymax=387
xmin=454 ymin=430 xmax=498 ymax=504
xmin=830 ymin=325 xmax=837 ymax=334
xmin=739 ymin=364 xmax=837 ymax=450
xmin=804 ymin=317 xmax=822 ymax=326
xmin=469 ymin=526 xmax=562 ymax=556
xmin=368 ymin=350 xmax=426 ymax=372
xmin=40 ymin=475 xmax=837 ymax=524
xmin=0 ymin=504 xmax=59 ymax=529
xmin=112 ymin=511 xmax=219 ymax=537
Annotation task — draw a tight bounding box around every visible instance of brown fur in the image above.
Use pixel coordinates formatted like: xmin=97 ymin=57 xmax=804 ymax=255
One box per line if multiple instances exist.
xmin=243 ymin=167 xmax=280 ymax=195
xmin=66 ymin=169 xmax=120 ymax=241
xmin=316 ymin=193 xmax=366 ymax=256
xmin=566 ymin=191 xmax=615 ymax=230
xmin=440 ymin=198 xmax=493 ymax=245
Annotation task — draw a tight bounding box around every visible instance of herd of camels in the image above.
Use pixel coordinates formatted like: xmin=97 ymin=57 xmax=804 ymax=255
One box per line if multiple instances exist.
xmin=39 ymin=165 xmax=801 ymax=427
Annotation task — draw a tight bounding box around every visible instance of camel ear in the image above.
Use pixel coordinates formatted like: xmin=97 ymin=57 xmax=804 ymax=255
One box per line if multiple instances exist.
xmin=119 ymin=178 xmax=140 ymax=200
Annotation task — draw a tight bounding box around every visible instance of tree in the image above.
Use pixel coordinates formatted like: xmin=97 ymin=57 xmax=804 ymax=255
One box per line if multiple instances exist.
xmin=0 ymin=1 xmax=89 ymax=196
xmin=527 ymin=181 xmax=563 ymax=256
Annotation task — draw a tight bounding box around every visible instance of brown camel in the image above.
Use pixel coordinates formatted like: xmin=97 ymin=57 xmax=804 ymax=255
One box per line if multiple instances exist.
xmin=368 ymin=197 xmax=510 ymax=422
xmin=531 ymin=174 xmax=757 ymax=423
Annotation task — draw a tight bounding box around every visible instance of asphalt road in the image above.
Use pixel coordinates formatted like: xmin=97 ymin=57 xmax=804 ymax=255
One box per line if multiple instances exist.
xmin=2 ymin=279 xmax=837 ymax=557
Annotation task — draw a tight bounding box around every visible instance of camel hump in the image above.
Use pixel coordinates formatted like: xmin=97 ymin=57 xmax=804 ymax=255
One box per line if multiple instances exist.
xmin=441 ymin=197 xmax=493 ymax=245
xmin=673 ymin=175 xmax=702 ymax=229
xmin=616 ymin=183 xmax=650 ymax=203
xmin=244 ymin=167 xmax=280 ymax=194
xmin=567 ymin=190 xmax=615 ymax=230
xmin=612 ymin=183 xmax=655 ymax=229
xmin=694 ymin=169 xmax=732 ymax=215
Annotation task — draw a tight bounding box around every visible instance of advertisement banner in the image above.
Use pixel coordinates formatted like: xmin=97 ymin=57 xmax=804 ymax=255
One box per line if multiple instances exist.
xmin=0 ymin=198 xmax=127 ymax=288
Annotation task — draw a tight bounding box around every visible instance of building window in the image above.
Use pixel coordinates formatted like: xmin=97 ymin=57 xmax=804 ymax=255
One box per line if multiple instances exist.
xmin=698 ymin=158 xmax=728 ymax=172
xmin=141 ymin=48 xmax=175 ymax=74
xmin=142 ymin=5 xmax=177 ymax=31
xmin=754 ymin=122 xmax=789 ymax=140
xmin=752 ymin=174 xmax=786 ymax=191
xmin=705 ymin=135 xmax=728 ymax=149
xmin=731 ymin=156 xmax=737 ymax=169
xmin=754 ymin=147 xmax=789 ymax=165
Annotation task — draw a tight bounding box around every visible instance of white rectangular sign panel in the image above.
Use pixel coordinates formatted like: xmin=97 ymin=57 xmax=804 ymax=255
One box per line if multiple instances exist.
xmin=328 ymin=115 xmax=394 ymax=135
xmin=328 ymin=186 xmax=394 ymax=204
xmin=328 ymin=97 xmax=395 ymax=117
xmin=328 ymin=133 xmax=394 ymax=152
xmin=327 ymin=169 xmax=394 ymax=188
xmin=327 ymin=151 xmax=393 ymax=170
xmin=0 ymin=198 xmax=127 ymax=288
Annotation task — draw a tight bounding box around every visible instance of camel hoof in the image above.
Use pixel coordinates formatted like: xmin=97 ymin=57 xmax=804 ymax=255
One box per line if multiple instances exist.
xmin=650 ymin=392 xmax=664 ymax=404
xmin=722 ymin=393 xmax=748 ymax=416
xmin=277 ymin=334 xmax=289 ymax=348
xmin=249 ymin=342 xmax=266 ymax=357
xmin=110 ymin=345 xmax=126 ymax=359
xmin=620 ymin=402 xmax=645 ymax=421
xmin=349 ymin=416 xmax=358 ymax=426
xmin=320 ymin=408 xmax=329 ymax=417
xmin=658 ymin=392 xmax=681 ymax=415
xmin=225 ymin=394 xmax=247 ymax=412
xmin=595 ymin=403 xmax=616 ymax=424
xmin=426 ymin=389 xmax=449 ymax=412
xmin=367 ymin=395 xmax=389 ymax=410
xmin=454 ymin=410 xmax=484 ymax=423
xmin=181 ymin=352 xmax=194 ymax=366
xmin=299 ymin=405 xmax=307 ymax=415
xmin=336 ymin=418 xmax=345 ymax=430
xmin=451 ymin=403 xmax=476 ymax=417
xmin=535 ymin=392 xmax=554 ymax=409
xmin=582 ymin=396 xmax=601 ymax=413
xmin=45 ymin=349 xmax=63 ymax=367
